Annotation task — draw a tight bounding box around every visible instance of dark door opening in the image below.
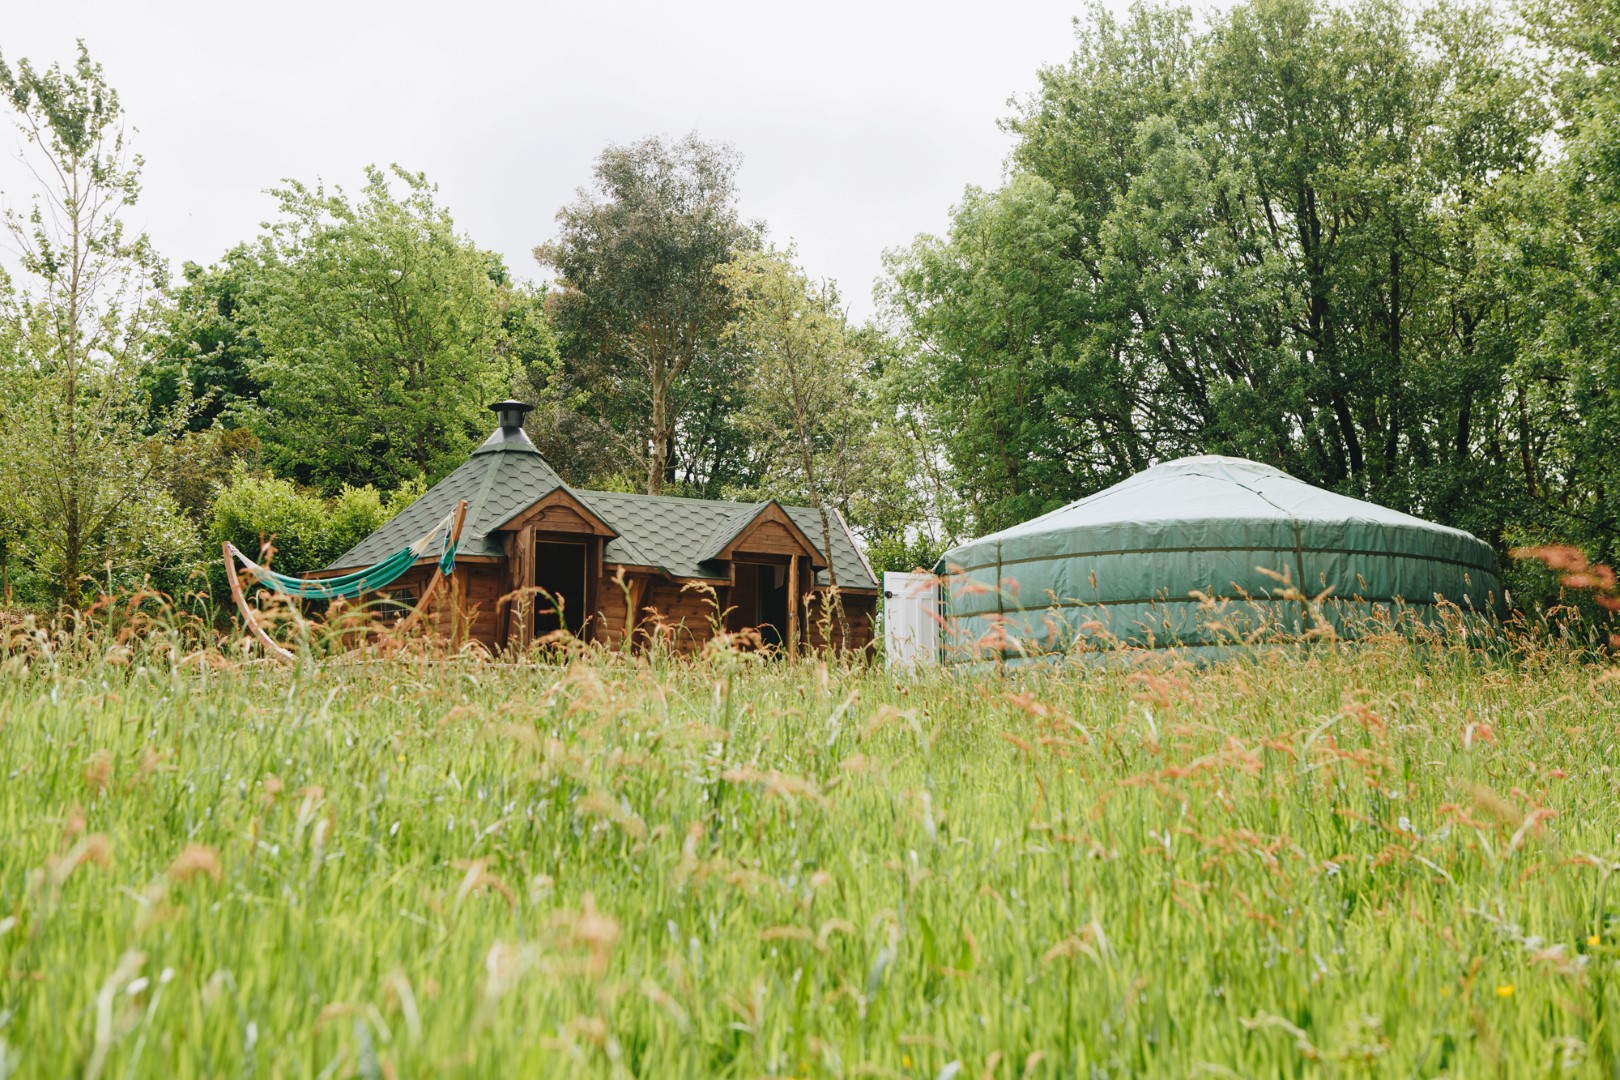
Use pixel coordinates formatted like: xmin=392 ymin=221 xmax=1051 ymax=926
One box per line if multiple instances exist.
xmin=535 ymin=541 xmax=588 ymax=638
xmin=753 ymin=563 xmax=789 ymax=647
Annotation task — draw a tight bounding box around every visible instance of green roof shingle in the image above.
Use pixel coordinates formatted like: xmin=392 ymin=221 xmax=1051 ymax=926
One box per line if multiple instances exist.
xmin=327 ymin=428 xmax=876 ymax=591
xmin=327 ymin=433 xmax=565 ymax=569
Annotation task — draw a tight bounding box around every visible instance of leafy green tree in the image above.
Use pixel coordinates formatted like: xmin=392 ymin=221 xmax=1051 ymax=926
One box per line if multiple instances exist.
xmin=507 ymin=286 xmax=630 ymax=487
xmin=720 ymin=248 xmax=877 ymax=585
xmin=537 ymin=134 xmax=758 ymax=496
xmin=853 ymin=326 xmax=967 ymax=572
xmin=144 ymin=247 xmax=265 ymax=431
xmin=1513 ymin=0 xmax=1620 ymax=568
xmin=888 ymin=0 xmax=1553 ymax=552
xmin=159 ymin=427 xmax=262 ymax=523
xmin=884 ymin=175 xmax=1120 ymax=533
xmin=0 ymin=43 xmax=198 ymax=609
xmin=245 ymin=166 xmax=516 ymax=492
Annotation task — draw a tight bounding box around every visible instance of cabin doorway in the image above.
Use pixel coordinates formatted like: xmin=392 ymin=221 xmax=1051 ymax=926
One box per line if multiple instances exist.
xmin=535 ymin=540 xmax=588 ymax=638
xmin=733 ymin=561 xmax=789 ymax=647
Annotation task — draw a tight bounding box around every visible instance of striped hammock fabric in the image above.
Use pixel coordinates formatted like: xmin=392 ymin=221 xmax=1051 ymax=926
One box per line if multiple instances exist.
xmin=229 ymin=510 xmax=459 ymax=601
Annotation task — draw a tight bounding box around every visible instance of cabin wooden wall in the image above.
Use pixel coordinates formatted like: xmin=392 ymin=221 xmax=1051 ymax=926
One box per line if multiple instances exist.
xmin=379 ymin=559 xmax=873 ymax=659
xmin=596 ymin=575 xmax=630 ymax=644
xmin=639 ymin=580 xmax=724 ymax=654
xmin=380 ymin=563 xmax=505 ymax=651
xmin=458 ymin=565 xmax=507 ymax=647
xmin=806 ymin=592 xmax=878 ymax=655
xmin=594 ymin=572 xmax=666 ymax=649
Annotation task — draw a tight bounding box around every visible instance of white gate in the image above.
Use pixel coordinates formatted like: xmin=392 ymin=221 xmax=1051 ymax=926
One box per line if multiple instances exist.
xmin=883 ymin=571 xmax=939 ymax=671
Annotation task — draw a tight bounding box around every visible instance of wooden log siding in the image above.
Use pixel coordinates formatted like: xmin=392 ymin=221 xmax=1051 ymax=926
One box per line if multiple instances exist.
xmin=344 ymin=561 xmax=872 ymax=658
xmin=384 ymin=563 xmax=506 ymax=650
xmin=639 ymin=580 xmax=724 ymax=655
xmin=806 ymin=591 xmax=878 ymax=655
xmin=460 ymin=565 xmax=507 ymax=648
xmin=597 ymin=572 xmax=655 ymax=648
xmin=505 ymin=525 xmax=537 ymax=651
xmin=742 ymin=521 xmax=802 ymax=557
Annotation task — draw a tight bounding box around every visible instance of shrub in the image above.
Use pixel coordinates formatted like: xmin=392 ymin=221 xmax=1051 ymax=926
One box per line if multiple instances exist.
xmin=209 ymin=466 xmax=333 ymax=572
xmin=210 ymin=465 xmax=421 ymax=569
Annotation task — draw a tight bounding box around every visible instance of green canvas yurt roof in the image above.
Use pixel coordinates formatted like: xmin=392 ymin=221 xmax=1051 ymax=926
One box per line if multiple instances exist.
xmin=939 ymin=455 xmax=1501 ymax=662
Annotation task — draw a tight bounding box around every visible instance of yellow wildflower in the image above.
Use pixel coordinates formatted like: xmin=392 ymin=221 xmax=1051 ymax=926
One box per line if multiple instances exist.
xmin=1495 ymin=983 xmax=1514 ymax=998
xmin=1588 ymin=935 xmax=1602 ymax=947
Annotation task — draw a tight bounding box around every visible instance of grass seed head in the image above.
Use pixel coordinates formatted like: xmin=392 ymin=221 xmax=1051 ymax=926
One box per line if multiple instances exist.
xmin=82 ymin=751 xmax=113 ymax=795
xmin=167 ymin=843 xmax=223 ymax=885
xmin=48 ymin=833 xmax=112 ymax=884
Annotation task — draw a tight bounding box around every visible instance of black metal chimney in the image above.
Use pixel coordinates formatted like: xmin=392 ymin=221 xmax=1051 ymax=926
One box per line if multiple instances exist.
xmin=473 ymin=400 xmax=539 ymax=455
xmin=491 ymin=400 xmax=533 ymax=430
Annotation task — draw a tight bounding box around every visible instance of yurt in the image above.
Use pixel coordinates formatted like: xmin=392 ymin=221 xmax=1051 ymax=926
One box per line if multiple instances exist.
xmin=936 ymin=455 xmax=1501 ymax=664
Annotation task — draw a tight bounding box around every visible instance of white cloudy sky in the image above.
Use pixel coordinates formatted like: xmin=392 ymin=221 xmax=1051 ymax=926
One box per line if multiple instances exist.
xmin=3 ymin=0 xmax=1103 ymax=318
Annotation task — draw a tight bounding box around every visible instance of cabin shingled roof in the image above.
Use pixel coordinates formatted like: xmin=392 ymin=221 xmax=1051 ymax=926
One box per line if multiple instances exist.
xmin=328 ymin=458 xmax=875 ymax=591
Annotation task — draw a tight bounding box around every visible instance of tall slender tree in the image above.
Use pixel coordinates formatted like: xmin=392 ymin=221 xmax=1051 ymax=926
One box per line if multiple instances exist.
xmin=720 ymin=248 xmax=874 ymax=586
xmin=0 ymin=43 xmax=195 ymax=609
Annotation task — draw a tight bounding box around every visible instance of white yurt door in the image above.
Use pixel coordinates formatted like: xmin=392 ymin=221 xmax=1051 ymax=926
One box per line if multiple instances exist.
xmin=883 ymin=571 xmax=939 ymax=670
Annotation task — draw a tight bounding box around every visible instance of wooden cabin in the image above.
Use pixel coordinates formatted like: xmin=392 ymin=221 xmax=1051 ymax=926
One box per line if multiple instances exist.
xmin=319 ymin=401 xmax=879 ymax=655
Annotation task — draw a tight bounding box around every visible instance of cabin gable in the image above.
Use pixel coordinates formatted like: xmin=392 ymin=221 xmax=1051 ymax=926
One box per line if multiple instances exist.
xmin=704 ymin=501 xmax=827 ymax=570
xmin=494 ymin=487 xmax=618 ymax=538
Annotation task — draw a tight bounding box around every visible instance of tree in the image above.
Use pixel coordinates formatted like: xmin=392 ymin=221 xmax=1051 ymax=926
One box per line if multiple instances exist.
xmin=0 ymin=43 xmax=197 ymax=609
xmin=887 ymin=0 xmax=1553 ymax=551
xmin=884 ymin=175 xmax=1118 ymax=535
xmin=143 ymin=246 xmax=265 ymax=432
xmin=720 ymin=248 xmax=877 ymax=585
xmin=846 ymin=325 xmax=965 ymax=574
xmin=537 ymin=134 xmax=758 ymax=496
xmin=507 ymin=286 xmax=630 ymax=487
xmin=208 ymin=466 xmax=416 ymax=575
xmin=245 ymin=166 xmax=516 ymax=491
xmin=1512 ymin=0 xmax=1620 ymax=567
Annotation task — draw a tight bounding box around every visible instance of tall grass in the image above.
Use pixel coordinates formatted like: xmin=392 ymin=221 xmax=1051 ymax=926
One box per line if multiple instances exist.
xmin=0 ymin=620 xmax=1617 ymax=1076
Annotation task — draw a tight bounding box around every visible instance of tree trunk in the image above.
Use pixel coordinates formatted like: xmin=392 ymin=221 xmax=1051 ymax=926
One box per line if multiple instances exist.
xmin=1517 ymin=385 xmax=1538 ymax=499
xmin=1298 ymin=183 xmax=1360 ymax=483
xmin=63 ymin=529 xmax=82 ymax=613
xmin=1456 ymin=308 xmax=1475 ymax=460
xmin=1383 ymin=237 xmax=1402 ymax=482
xmin=647 ymin=372 xmax=669 ymax=496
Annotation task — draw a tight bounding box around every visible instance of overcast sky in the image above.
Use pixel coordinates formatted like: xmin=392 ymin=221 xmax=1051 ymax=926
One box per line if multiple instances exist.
xmin=2 ymin=0 xmax=1111 ymax=319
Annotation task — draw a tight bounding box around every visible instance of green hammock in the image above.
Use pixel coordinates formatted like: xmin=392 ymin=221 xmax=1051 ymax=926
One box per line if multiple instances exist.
xmin=224 ymin=500 xmax=469 ymax=661
xmin=229 ymin=514 xmax=459 ymax=601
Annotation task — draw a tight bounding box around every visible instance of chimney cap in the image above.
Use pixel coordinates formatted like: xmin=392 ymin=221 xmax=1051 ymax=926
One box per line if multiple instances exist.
xmin=489 ymin=400 xmax=533 ymax=425
xmin=473 ymin=400 xmax=541 ymax=456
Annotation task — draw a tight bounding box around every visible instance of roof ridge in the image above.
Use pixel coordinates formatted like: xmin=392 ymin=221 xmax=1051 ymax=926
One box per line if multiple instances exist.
xmin=577 ymin=488 xmax=746 ymax=506
xmin=464 ymin=453 xmax=513 ymax=541
xmin=580 ymin=487 xmax=834 ymax=517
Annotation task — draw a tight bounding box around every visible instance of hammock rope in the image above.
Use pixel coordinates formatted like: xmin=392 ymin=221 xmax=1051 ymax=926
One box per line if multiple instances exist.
xmin=223 ymin=500 xmax=470 ymax=659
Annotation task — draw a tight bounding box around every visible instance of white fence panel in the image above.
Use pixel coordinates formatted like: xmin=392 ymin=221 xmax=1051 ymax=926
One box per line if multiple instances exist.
xmin=883 ymin=571 xmax=939 ymax=671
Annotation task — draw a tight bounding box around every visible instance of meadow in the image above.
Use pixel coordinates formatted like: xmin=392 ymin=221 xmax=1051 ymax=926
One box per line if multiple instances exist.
xmin=1 ymin=620 xmax=1618 ymax=1077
